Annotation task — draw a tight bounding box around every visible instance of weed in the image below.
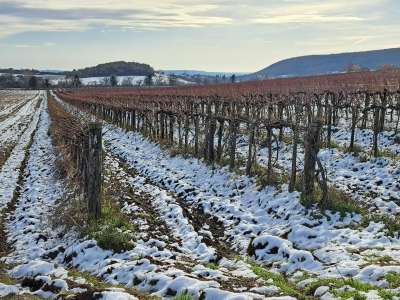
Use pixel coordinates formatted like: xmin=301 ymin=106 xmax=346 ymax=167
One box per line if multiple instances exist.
xmin=253 ymin=164 xmax=288 ymax=188
xmin=361 ymin=214 xmax=400 ymax=237
xmin=322 ymin=140 xmax=341 ymax=149
xmin=363 ymin=255 xmax=394 ymax=265
xmin=0 ymin=267 xmax=17 ymax=285
xmin=173 ymin=293 xmax=194 ymax=300
xmin=85 ymin=204 xmax=135 ymax=252
xmin=386 ymin=272 xmax=400 ymax=288
xmin=333 ymin=290 xmax=367 ymax=300
xmin=300 ymin=184 xmax=363 ymax=218
xmin=374 ymin=149 xmax=399 ymax=160
xmin=378 ymin=289 xmax=400 ymax=300
xmin=345 ymin=143 xmax=363 ymax=155
xmin=249 ymin=262 xmax=309 ymax=299
xmin=303 ymin=277 xmax=378 ymax=299
xmin=204 ymin=262 xmax=219 ymax=270
xmin=68 ymin=269 xmax=108 ymax=288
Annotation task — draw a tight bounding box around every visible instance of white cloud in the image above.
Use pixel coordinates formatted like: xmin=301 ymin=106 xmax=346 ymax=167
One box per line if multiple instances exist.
xmin=14 ymin=42 xmax=55 ymax=48
xmin=253 ymin=14 xmax=363 ymax=24
xmin=251 ymin=0 xmax=382 ymax=24
xmin=0 ymin=0 xmax=232 ymax=38
xmin=0 ymin=0 xmax=392 ymax=38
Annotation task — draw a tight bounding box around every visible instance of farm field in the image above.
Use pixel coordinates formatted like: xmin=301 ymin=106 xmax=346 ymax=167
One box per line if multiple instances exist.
xmin=0 ymin=71 xmax=400 ymax=300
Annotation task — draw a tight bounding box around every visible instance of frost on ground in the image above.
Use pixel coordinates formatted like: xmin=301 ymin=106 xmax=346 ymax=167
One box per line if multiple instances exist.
xmin=0 ymin=91 xmax=44 ymax=210
xmin=1 ymin=90 xmax=400 ymax=299
xmin=0 ymin=95 xmax=280 ymax=299
xmin=102 ymin=123 xmax=400 ymax=298
xmin=0 ymin=97 xmax=144 ymax=299
xmin=0 ymin=91 xmax=41 ymax=170
xmin=249 ymin=130 xmax=399 ymax=215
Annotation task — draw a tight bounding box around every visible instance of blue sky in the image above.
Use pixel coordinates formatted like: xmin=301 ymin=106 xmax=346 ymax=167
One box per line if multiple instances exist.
xmin=0 ymin=0 xmax=399 ymax=72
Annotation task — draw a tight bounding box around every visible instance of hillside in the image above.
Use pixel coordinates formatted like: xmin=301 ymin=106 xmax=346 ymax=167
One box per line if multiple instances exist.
xmin=0 ymin=68 xmax=49 ymax=75
xmin=162 ymin=70 xmax=248 ymax=76
xmin=68 ymin=61 xmax=154 ymax=77
xmin=242 ymin=47 xmax=400 ymax=80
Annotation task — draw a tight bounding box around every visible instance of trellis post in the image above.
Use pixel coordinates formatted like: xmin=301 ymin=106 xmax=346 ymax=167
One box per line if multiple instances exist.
xmin=87 ymin=122 xmax=103 ymax=220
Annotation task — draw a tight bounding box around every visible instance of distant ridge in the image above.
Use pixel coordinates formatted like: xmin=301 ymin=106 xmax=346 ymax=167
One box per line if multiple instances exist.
xmin=242 ymin=47 xmax=400 ymax=80
xmin=68 ymin=61 xmax=154 ymax=77
xmin=162 ymin=70 xmax=249 ymax=77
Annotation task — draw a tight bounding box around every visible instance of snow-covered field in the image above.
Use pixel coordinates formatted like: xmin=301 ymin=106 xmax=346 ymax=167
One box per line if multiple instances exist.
xmin=51 ymin=73 xmax=193 ymax=86
xmin=232 ymin=128 xmax=400 ymax=216
xmin=0 ymin=90 xmax=400 ymax=299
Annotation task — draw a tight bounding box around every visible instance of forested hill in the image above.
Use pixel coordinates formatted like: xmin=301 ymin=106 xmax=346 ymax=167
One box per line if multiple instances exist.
xmin=67 ymin=61 xmax=155 ymax=77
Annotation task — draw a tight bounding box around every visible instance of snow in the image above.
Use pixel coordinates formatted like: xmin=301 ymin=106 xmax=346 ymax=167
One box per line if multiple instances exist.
xmin=79 ymin=75 xmax=147 ymax=86
xmin=355 ymin=265 xmax=400 ymax=287
xmin=2 ymin=90 xmax=399 ymax=299
xmin=106 ymin=155 xmax=217 ymax=262
xmin=0 ymin=91 xmax=44 ymax=209
xmin=100 ymin=124 xmax=400 ymax=279
xmin=52 ymin=73 xmax=189 ymax=86
xmin=229 ymin=126 xmax=400 ymax=216
xmin=11 ymin=260 xmax=68 ymax=279
xmin=0 ymin=283 xmax=20 ymax=297
xmin=97 ymin=291 xmax=139 ymax=300
xmin=0 ymin=90 xmax=37 ymax=118
xmin=2 ymin=92 xmax=273 ymax=299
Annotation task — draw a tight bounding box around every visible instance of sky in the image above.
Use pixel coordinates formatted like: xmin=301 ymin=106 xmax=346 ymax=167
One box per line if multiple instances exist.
xmin=0 ymin=0 xmax=399 ymax=72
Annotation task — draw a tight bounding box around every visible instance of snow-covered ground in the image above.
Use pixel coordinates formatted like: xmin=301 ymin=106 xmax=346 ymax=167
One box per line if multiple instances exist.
xmin=1 ymin=90 xmax=400 ymax=299
xmin=0 ymin=90 xmax=38 ymax=119
xmin=0 ymin=95 xmax=283 ymax=299
xmin=1 ymin=95 xmax=144 ymax=299
xmin=0 ymin=91 xmax=44 ymax=209
xmin=51 ymin=73 xmax=194 ymax=86
xmin=232 ymin=128 xmax=400 ymax=215
xmin=103 ymin=125 xmax=400 ymax=279
xmin=79 ymin=75 xmax=147 ymax=86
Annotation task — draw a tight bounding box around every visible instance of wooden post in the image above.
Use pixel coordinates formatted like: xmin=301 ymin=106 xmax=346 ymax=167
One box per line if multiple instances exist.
xmin=246 ymin=123 xmax=255 ymax=175
xmin=303 ymin=120 xmax=322 ymax=205
xmin=229 ymin=120 xmax=237 ymax=169
xmin=194 ymin=116 xmax=200 ymax=157
xmin=216 ymin=119 xmax=224 ymax=161
xmin=87 ymin=122 xmax=102 ymax=220
xmin=208 ymin=117 xmax=216 ymax=163
xmin=349 ymin=106 xmax=358 ymax=151
xmin=379 ymin=90 xmax=387 ymax=132
xmin=326 ymin=104 xmax=332 ymax=148
xmin=289 ymin=104 xmax=301 ymax=192
xmin=373 ymin=107 xmax=380 ymax=157
xmin=184 ymin=115 xmax=189 ymax=153
xmin=169 ymin=115 xmax=174 ymax=144
xmin=266 ymin=105 xmax=273 ymax=184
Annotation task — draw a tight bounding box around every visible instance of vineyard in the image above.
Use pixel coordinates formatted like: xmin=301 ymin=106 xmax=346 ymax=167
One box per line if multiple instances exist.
xmin=0 ymin=70 xmax=400 ymax=299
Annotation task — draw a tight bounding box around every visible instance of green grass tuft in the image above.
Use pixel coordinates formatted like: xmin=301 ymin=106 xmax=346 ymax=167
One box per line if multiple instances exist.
xmin=249 ymin=262 xmax=308 ymax=299
xmin=85 ymin=204 xmax=135 ymax=252
xmin=173 ymin=293 xmax=194 ymax=300
xmin=300 ymin=184 xmax=363 ymax=219
xmin=361 ymin=214 xmax=400 ymax=237
xmin=363 ymin=254 xmax=394 ymax=265
xmin=204 ymin=262 xmax=219 ymax=270
xmin=386 ymin=272 xmax=400 ymax=288
xmin=374 ymin=149 xmax=400 ymax=160
xmin=378 ymin=289 xmax=400 ymax=300
xmin=334 ymin=290 xmax=367 ymax=300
